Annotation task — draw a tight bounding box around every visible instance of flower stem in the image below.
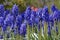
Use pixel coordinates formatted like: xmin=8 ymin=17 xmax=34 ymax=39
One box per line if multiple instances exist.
xmin=27 ymin=25 xmax=31 ymax=40
xmin=44 ymin=22 xmax=48 ymax=40
xmin=11 ymin=31 xmax=15 ymax=40
xmin=38 ymin=21 xmax=41 ymax=40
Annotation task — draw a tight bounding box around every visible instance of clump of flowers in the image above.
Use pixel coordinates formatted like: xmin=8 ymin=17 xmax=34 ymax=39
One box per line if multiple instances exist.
xmin=0 ymin=4 xmax=60 ymax=40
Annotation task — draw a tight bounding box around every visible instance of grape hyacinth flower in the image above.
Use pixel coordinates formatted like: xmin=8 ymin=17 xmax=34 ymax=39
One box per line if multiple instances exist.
xmin=20 ymin=22 xmax=27 ymax=36
xmin=35 ymin=17 xmax=40 ymax=25
xmin=58 ymin=10 xmax=60 ymax=21
xmin=24 ymin=6 xmax=31 ymax=21
xmin=16 ymin=14 xmax=23 ymax=36
xmin=16 ymin=14 xmax=23 ymax=27
xmin=42 ymin=6 xmax=49 ymax=23
xmin=51 ymin=4 xmax=58 ymax=12
xmin=4 ymin=14 xmax=15 ymax=40
xmin=3 ymin=10 xmax=10 ymax=19
xmin=19 ymin=22 xmax=27 ymax=40
xmin=36 ymin=8 xmax=42 ymax=21
xmin=49 ymin=13 xmax=54 ymax=30
xmin=2 ymin=24 xmax=7 ymax=32
xmin=28 ymin=13 xmax=35 ymax=27
xmin=0 ymin=17 xmax=4 ymax=26
xmin=4 ymin=14 xmax=14 ymax=39
xmin=53 ymin=11 xmax=59 ymax=21
xmin=31 ymin=9 xmax=37 ymax=18
xmin=4 ymin=14 xmax=14 ymax=27
xmin=11 ymin=4 xmax=19 ymax=18
xmin=42 ymin=6 xmax=49 ymax=22
xmin=0 ymin=4 xmax=5 ymax=17
xmin=21 ymin=12 xmax=25 ymax=21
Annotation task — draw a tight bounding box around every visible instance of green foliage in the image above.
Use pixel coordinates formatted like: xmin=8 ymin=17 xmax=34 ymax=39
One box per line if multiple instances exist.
xmin=1 ymin=0 xmax=60 ymax=12
xmin=0 ymin=0 xmax=4 ymax=4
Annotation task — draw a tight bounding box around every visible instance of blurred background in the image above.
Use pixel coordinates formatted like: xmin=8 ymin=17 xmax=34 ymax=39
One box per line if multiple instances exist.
xmin=0 ymin=0 xmax=60 ymax=12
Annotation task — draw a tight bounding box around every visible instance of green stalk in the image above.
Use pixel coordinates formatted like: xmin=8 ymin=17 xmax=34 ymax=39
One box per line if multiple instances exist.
xmin=4 ymin=33 xmax=8 ymax=40
xmin=38 ymin=30 xmax=41 ymax=40
xmin=11 ymin=31 xmax=15 ymax=40
xmin=27 ymin=25 xmax=31 ymax=40
xmin=0 ymin=27 xmax=4 ymax=40
xmin=56 ymin=21 xmax=58 ymax=39
xmin=4 ymin=26 xmax=9 ymax=40
xmin=44 ymin=22 xmax=48 ymax=40
xmin=3 ymin=30 xmax=6 ymax=40
xmin=58 ymin=21 xmax=60 ymax=33
xmin=7 ymin=26 xmax=11 ymax=40
xmin=53 ymin=21 xmax=57 ymax=40
xmin=15 ymin=27 xmax=17 ymax=40
xmin=32 ymin=24 xmax=35 ymax=40
xmin=47 ymin=25 xmax=53 ymax=40
xmin=51 ymin=21 xmax=55 ymax=40
xmin=32 ymin=25 xmax=34 ymax=34
xmin=15 ymin=26 xmax=23 ymax=40
xmin=38 ymin=21 xmax=41 ymax=40
xmin=15 ymin=34 xmax=23 ymax=40
xmin=57 ymin=20 xmax=60 ymax=39
xmin=20 ymin=35 xmax=23 ymax=40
